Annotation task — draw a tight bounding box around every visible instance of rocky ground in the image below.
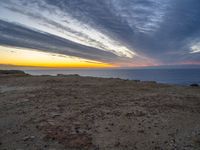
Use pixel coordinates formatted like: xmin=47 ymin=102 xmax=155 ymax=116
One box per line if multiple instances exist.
xmin=0 ymin=73 xmax=200 ymax=150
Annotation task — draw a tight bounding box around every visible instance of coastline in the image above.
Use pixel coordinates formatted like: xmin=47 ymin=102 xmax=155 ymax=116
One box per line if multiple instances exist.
xmin=23 ymin=68 xmax=200 ymax=86
xmin=0 ymin=71 xmax=200 ymax=149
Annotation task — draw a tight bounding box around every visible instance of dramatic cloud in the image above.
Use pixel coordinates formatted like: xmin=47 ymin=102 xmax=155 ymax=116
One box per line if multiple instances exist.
xmin=0 ymin=0 xmax=200 ymax=67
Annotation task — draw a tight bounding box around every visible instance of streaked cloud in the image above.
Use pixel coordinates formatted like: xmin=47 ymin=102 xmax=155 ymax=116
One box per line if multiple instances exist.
xmin=0 ymin=0 xmax=135 ymax=58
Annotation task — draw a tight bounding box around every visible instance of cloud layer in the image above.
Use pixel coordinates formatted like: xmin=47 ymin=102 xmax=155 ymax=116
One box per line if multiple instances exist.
xmin=0 ymin=0 xmax=200 ymax=66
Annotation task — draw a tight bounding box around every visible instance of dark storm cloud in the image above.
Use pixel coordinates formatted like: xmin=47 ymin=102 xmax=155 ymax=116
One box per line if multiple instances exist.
xmin=140 ymin=0 xmax=200 ymax=62
xmin=0 ymin=0 xmax=200 ymax=66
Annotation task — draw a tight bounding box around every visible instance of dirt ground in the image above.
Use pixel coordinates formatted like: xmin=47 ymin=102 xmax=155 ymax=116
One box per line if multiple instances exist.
xmin=0 ymin=75 xmax=200 ymax=150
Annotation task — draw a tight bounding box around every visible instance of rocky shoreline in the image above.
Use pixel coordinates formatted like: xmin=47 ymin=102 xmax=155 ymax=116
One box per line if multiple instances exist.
xmin=0 ymin=71 xmax=200 ymax=149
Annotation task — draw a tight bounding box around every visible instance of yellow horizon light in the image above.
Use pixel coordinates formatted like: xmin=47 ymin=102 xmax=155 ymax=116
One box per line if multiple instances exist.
xmin=0 ymin=46 xmax=114 ymax=68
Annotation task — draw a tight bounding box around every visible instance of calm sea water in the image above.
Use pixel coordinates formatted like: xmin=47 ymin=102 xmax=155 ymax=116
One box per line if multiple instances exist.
xmin=25 ymin=69 xmax=200 ymax=85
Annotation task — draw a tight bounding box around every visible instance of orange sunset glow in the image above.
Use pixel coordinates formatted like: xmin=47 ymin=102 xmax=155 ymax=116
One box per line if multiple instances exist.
xmin=0 ymin=46 xmax=113 ymax=68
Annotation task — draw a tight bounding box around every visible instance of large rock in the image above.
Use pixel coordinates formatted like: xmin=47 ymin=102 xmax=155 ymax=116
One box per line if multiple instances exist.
xmin=0 ymin=70 xmax=29 ymax=77
xmin=190 ymin=84 xmax=199 ymax=87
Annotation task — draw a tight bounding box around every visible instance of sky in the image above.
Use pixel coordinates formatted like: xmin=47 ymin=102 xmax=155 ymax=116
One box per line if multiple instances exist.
xmin=0 ymin=0 xmax=200 ymax=68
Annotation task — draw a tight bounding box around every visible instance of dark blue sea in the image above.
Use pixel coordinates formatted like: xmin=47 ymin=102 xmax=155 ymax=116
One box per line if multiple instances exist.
xmin=25 ymin=69 xmax=200 ymax=85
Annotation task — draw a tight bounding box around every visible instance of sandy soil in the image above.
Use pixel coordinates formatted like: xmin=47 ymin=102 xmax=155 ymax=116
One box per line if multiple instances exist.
xmin=0 ymin=75 xmax=200 ymax=150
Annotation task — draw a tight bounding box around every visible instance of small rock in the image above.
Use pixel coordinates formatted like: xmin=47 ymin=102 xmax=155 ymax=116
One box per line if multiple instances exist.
xmin=6 ymin=130 xmax=12 ymax=135
xmin=21 ymin=99 xmax=30 ymax=103
xmin=115 ymin=142 xmax=120 ymax=147
xmin=47 ymin=120 xmax=56 ymax=126
xmin=134 ymin=80 xmax=140 ymax=82
xmin=156 ymin=132 xmax=160 ymax=135
xmin=23 ymin=136 xmax=35 ymax=141
xmin=44 ymin=144 xmax=48 ymax=148
xmin=109 ymin=123 xmax=114 ymax=126
xmin=12 ymin=131 xmax=18 ymax=134
xmin=50 ymin=112 xmax=60 ymax=118
xmin=75 ymin=127 xmax=80 ymax=133
xmin=190 ymin=84 xmax=199 ymax=87
xmin=154 ymin=146 xmax=161 ymax=149
xmin=138 ymin=130 xmax=145 ymax=133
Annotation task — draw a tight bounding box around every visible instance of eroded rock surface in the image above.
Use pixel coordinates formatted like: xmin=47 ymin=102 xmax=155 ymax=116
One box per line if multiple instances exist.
xmin=0 ymin=75 xmax=200 ymax=149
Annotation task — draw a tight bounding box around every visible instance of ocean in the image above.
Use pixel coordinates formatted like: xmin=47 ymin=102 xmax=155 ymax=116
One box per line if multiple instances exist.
xmin=25 ymin=69 xmax=200 ymax=85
